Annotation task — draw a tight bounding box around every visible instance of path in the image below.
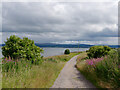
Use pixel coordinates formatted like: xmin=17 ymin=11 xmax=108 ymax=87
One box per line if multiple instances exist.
xmin=52 ymin=55 xmax=96 ymax=88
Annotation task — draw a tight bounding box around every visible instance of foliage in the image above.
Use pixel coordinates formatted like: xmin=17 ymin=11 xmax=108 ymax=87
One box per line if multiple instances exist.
xmin=86 ymin=50 xmax=120 ymax=87
xmin=2 ymin=56 xmax=32 ymax=72
xmin=2 ymin=35 xmax=43 ymax=63
xmin=87 ymin=46 xmax=111 ymax=58
xmin=64 ymin=49 xmax=70 ymax=54
xmin=77 ymin=49 xmax=120 ymax=88
xmin=2 ymin=52 xmax=80 ymax=88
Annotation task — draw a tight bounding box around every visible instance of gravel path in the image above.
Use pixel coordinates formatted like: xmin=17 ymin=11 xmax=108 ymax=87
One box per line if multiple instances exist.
xmin=52 ymin=55 xmax=96 ymax=88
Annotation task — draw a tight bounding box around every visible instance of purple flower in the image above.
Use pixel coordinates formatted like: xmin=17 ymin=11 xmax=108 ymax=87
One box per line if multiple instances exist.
xmin=9 ymin=56 xmax=11 ymax=61
xmin=4 ymin=58 xmax=7 ymax=61
xmin=118 ymin=65 xmax=120 ymax=69
xmin=86 ymin=57 xmax=104 ymax=66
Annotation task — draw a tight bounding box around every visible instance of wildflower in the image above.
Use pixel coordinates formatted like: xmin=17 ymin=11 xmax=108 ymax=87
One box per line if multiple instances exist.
xmin=5 ymin=57 xmax=7 ymax=61
xmin=86 ymin=57 xmax=104 ymax=66
xmin=105 ymin=56 xmax=107 ymax=59
xmin=17 ymin=59 xmax=18 ymax=62
xmin=118 ymin=65 xmax=120 ymax=69
xmin=9 ymin=56 xmax=11 ymax=61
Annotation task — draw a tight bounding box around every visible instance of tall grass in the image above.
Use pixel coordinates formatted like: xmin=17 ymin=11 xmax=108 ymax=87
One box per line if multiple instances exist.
xmin=2 ymin=57 xmax=32 ymax=73
xmin=76 ymin=49 xmax=120 ymax=88
xmin=2 ymin=52 xmax=80 ymax=88
xmin=94 ymin=50 xmax=120 ymax=87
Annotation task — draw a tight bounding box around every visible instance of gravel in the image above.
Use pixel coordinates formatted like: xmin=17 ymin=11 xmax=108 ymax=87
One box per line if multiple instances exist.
xmin=51 ymin=55 xmax=96 ymax=88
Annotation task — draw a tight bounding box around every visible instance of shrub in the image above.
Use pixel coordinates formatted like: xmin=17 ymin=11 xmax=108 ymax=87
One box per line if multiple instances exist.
xmin=86 ymin=50 xmax=89 ymax=52
xmin=85 ymin=50 xmax=120 ymax=87
xmin=2 ymin=35 xmax=43 ymax=63
xmin=64 ymin=49 xmax=70 ymax=54
xmin=87 ymin=46 xmax=111 ymax=58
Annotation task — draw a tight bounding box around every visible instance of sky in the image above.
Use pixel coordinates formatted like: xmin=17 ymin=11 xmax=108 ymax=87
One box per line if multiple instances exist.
xmin=1 ymin=0 xmax=119 ymax=45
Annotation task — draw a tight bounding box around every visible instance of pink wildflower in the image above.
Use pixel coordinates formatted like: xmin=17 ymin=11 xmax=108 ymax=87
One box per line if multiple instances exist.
xmin=17 ymin=59 xmax=18 ymax=62
xmin=118 ymin=65 xmax=120 ymax=69
xmin=9 ymin=56 xmax=11 ymax=61
xmin=5 ymin=57 xmax=7 ymax=61
xmin=86 ymin=57 xmax=104 ymax=66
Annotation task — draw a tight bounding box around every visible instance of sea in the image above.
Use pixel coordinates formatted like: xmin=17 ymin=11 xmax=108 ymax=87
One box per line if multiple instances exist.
xmin=0 ymin=46 xmax=89 ymax=58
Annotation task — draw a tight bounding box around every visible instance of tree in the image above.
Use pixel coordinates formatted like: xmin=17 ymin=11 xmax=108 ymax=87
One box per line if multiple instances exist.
xmin=87 ymin=46 xmax=111 ymax=58
xmin=2 ymin=35 xmax=43 ymax=61
xmin=64 ymin=49 xmax=70 ymax=54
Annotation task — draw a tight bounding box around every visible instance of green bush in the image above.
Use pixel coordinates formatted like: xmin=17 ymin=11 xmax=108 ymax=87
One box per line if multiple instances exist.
xmin=64 ymin=49 xmax=70 ymax=54
xmin=87 ymin=46 xmax=111 ymax=58
xmin=94 ymin=50 xmax=120 ymax=87
xmin=2 ymin=35 xmax=43 ymax=62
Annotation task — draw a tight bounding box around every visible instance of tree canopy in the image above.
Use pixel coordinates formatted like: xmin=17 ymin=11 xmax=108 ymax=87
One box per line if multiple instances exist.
xmin=2 ymin=35 xmax=43 ymax=61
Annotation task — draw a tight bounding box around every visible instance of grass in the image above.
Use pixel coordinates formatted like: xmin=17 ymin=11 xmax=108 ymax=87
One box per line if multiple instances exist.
xmin=0 ymin=60 xmax=1 ymax=90
xmin=2 ymin=52 xmax=80 ymax=88
xmin=76 ymin=50 xmax=120 ymax=88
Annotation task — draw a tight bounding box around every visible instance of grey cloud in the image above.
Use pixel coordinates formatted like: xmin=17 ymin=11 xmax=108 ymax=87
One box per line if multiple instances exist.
xmin=2 ymin=2 xmax=118 ymax=44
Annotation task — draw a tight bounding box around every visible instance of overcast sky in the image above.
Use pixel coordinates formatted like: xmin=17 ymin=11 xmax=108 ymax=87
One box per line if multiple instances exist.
xmin=1 ymin=1 xmax=118 ymax=45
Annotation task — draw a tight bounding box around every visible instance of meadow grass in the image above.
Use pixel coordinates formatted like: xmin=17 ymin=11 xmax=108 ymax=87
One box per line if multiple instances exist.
xmin=0 ymin=58 xmax=2 ymax=64
xmin=76 ymin=50 xmax=120 ymax=88
xmin=2 ymin=52 xmax=80 ymax=88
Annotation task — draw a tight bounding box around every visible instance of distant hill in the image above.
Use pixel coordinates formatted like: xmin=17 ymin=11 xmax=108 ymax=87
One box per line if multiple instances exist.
xmin=0 ymin=43 xmax=119 ymax=48
xmin=35 ymin=43 xmax=120 ymax=48
xmin=35 ymin=43 xmax=93 ymax=48
xmin=0 ymin=44 xmax=5 ymax=46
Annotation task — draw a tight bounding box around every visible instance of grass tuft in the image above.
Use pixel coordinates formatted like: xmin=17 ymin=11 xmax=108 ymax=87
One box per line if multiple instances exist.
xmin=2 ymin=52 xmax=80 ymax=88
xmin=76 ymin=49 xmax=120 ymax=88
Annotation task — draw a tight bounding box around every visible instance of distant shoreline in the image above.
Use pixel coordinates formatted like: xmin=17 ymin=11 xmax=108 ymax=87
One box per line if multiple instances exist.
xmin=0 ymin=43 xmax=119 ymax=48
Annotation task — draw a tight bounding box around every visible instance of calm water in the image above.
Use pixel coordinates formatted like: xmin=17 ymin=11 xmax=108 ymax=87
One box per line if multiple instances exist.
xmin=41 ymin=48 xmax=89 ymax=57
xmin=0 ymin=47 xmax=1 ymax=58
xmin=0 ymin=47 xmax=89 ymax=58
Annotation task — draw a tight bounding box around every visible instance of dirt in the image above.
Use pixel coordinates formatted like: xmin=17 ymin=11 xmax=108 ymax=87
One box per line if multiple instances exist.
xmin=51 ymin=55 xmax=96 ymax=88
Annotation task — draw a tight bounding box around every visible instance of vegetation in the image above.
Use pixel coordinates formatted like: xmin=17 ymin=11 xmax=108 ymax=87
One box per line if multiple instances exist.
xmin=87 ymin=46 xmax=111 ymax=58
xmin=76 ymin=46 xmax=120 ymax=88
xmin=64 ymin=49 xmax=70 ymax=54
xmin=2 ymin=35 xmax=43 ymax=63
xmin=2 ymin=52 xmax=80 ymax=88
xmin=2 ymin=35 xmax=80 ymax=88
xmin=3 ymin=35 xmax=119 ymax=88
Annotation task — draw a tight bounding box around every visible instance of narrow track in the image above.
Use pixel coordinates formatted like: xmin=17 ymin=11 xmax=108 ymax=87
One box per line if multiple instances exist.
xmin=52 ymin=55 xmax=96 ymax=88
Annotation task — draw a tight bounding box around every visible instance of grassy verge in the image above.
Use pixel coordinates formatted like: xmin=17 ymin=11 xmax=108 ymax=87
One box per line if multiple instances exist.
xmin=76 ymin=52 xmax=100 ymax=88
xmin=0 ymin=60 xmax=1 ymax=90
xmin=2 ymin=52 xmax=80 ymax=88
xmin=76 ymin=50 xmax=120 ymax=88
xmin=0 ymin=58 xmax=2 ymax=64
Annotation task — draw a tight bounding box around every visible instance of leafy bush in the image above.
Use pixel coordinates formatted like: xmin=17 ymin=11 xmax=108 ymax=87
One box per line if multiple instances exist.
xmin=87 ymin=46 xmax=111 ymax=58
xmin=64 ymin=49 xmax=70 ymax=54
xmin=2 ymin=35 xmax=43 ymax=62
xmin=85 ymin=49 xmax=120 ymax=88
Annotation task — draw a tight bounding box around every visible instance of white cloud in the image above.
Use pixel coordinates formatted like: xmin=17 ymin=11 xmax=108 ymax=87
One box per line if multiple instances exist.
xmin=2 ymin=2 xmax=118 ymax=45
xmin=2 ymin=0 xmax=119 ymax=2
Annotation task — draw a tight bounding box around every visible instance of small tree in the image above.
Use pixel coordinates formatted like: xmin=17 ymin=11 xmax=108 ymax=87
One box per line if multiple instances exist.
xmin=2 ymin=35 xmax=43 ymax=62
xmin=64 ymin=49 xmax=70 ymax=54
xmin=87 ymin=46 xmax=111 ymax=58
